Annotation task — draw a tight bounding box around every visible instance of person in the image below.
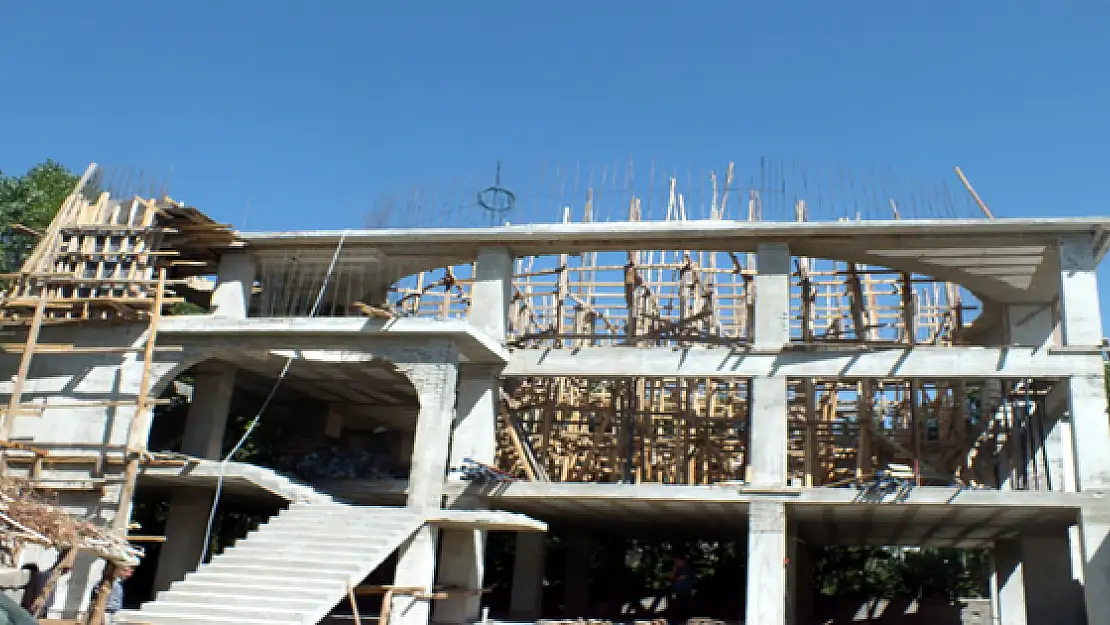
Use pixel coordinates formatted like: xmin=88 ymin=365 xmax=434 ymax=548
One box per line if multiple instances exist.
xmin=20 ymin=559 xmax=72 ymax=617
xmin=669 ymin=555 xmax=696 ymax=625
xmin=18 ymin=564 xmax=40 ymax=614
xmin=95 ymin=565 xmax=133 ymax=624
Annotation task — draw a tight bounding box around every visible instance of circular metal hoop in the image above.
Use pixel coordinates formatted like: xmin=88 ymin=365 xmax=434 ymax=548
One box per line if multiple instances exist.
xmin=477 ymin=185 xmax=516 ymax=215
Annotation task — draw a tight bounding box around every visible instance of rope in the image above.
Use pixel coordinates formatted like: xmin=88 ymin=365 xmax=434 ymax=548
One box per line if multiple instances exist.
xmin=198 ymin=230 xmax=349 ymax=567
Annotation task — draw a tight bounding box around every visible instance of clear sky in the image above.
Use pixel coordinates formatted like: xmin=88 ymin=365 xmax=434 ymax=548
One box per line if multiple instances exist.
xmin=2 ymin=2 xmax=1110 ymax=308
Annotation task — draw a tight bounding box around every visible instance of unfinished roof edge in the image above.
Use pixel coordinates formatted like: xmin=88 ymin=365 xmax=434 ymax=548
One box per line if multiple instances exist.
xmin=238 ymin=216 xmax=1110 ymax=245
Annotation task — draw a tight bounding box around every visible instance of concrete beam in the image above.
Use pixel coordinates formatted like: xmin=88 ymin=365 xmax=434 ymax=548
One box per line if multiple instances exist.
xmin=503 ymin=345 xmax=1100 ymax=379
xmin=238 ymin=218 xmax=1110 ymax=304
xmin=490 ymin=481 xmax=1100 ymax=507
xmin=158 ymin=316 xmax=508 ymax=364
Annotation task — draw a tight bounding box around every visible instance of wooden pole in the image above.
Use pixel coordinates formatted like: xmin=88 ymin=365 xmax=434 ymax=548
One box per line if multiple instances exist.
xmin=0 ymin=294 xmax=47 ymax=475
xmin=86 ymin=562 xmax=117 ymax=625
xmin=348 ymin=582 xmax=363 ymax=625
xmin=113 ymin=268 xmax=166 ymax=531
xmin=380 ymin=588 xmax=394 ymax=625
xmin=954 ymin=167 xmax=994 ymax=219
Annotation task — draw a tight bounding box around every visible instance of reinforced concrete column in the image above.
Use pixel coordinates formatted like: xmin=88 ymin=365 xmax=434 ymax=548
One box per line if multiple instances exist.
xmin=510 ymin=532 xmax=546 ymax=620
xmin=793 ymin=541 xmax=815 ymax=625
xmin=993 ymin=539 xmax=1027 ymax=625
xmin=1077 ymin=506 xmax=1110 ymax=625
xmin=749 ymin=376 xmax=788 ymax=486
xmin=391 ymin=525 xmax=441 ymax=625
xmin=151 ymin=489 xmax=213 ymax=592
xmin=405 ymin=351 xmax=461 ymax=510
xmin=210 ymin=252 xmax=256 ymax=318
xmin=750 ymin=243 xmax=790 ymax=488
xmin=563 ymin=533 xmax=591 ymax=617
xmin=449 ymin=365 xmax=499 ymax=472
xmin=1022 ymin=531 xmax=1083 ymax=625
xmin=469 ymin=246 xmax=513 ymax=341
xmin=1058 ymin=234 xmax=1110 ymax=492
xmin=753 ymin=243 xmax=791 ymax=350
xmin=746 ymin=501 xmax=787 ymax=625
xmin=433 ymin=529 xmax=485 ymax=624
xmin=179 ymin=361 xmax=237 ymax=460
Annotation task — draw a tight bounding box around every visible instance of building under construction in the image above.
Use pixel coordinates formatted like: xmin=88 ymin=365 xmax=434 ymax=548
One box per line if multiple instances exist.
xmin=0 ymin=162 xmax=1108 ymax=625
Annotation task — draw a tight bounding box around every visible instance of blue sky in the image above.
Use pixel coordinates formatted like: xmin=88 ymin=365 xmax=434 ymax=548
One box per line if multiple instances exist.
xmin=2 ymin=2 xmax=1110 ymax=310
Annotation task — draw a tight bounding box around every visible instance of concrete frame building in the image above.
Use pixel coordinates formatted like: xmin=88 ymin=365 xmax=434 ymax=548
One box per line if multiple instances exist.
xmin=2 ymin=170 xmax=1110 ymax=625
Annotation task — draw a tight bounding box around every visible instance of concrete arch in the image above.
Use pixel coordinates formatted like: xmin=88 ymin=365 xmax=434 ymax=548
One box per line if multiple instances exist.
xmin=141 ymin=343 xmax=431 ymax=484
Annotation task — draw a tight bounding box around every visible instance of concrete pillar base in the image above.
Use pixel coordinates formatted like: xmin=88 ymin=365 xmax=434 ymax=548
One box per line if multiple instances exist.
xmin=392 ymin=525 xmax=440 ymax=625
xmin=563 ymin=533 xmax=591 ymax=617
xmin=746 ymin=501 xmax=787 ymax=625
xmin=152 ymin=489 xmax=214 ymax=593
xmin=509 ymin=532 xmax=546 ymax=620
xmin=432 ymin=529 xmax=485 ymax=624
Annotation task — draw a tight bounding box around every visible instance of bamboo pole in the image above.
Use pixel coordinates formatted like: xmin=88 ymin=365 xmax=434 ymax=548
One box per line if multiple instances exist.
xmin=0 ymin=294 xmax=47 ymax=475
xmin=86 ymin=562 xmax=117 ymax=625
xmin=113 ymin=268 xmax=166 ymax=531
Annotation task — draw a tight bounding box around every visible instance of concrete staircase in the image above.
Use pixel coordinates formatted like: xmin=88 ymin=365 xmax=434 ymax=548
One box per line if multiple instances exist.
xmin=116 ymin=501 xmax=424 ymax=625
xmin=143 ymin=458 xmax=334 ymax=504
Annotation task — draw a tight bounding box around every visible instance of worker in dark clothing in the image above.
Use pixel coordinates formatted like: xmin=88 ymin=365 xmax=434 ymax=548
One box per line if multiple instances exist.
xmin=669 ymin=555 xmax=696 ymax=625
xmin=21 ymin=559 xmax=71 ymax=617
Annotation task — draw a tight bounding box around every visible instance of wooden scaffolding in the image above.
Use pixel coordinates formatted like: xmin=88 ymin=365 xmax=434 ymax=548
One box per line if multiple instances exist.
xmin=0 ymin=162 xmax=238 ymax=509
xmin=380 ymin=172 xmax=1022 ymax=488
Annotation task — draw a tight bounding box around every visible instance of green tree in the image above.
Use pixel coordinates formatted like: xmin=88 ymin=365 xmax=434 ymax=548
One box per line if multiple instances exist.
xmin=0 ymin=161 xmax=78 ymax=272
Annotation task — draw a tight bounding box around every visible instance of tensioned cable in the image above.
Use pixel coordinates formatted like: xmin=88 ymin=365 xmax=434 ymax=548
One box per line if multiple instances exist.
xmin=198 ymin=230 xmax=350 ymax=566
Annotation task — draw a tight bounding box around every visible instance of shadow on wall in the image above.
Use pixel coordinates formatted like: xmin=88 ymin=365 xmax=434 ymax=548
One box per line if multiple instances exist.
xmin=814 ymin=596 xmax=990 ymax=624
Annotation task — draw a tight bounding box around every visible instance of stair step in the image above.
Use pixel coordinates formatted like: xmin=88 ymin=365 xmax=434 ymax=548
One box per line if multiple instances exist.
xmin=134 ymin=603 xmax=310 ymax=621
xmin=153 ymin=590 xmax=324 ymax=611
xmin=131 ymin=472 xmax=413 ymax=625
xmin=179 ymin=571 xmax=344 ymax=590
xmin=241 ymin=530 xmax=414 ymax=545
xmin=215 ymin=553 xmax=368 ymax=571
xmin=116 ymin=612 xmax=300 ymax=625
xmin=140 ymin=601 xmax=311 ymax=622
xmin=266 ymin=517 xmax=417 ymax=532
xmin=160 ymin=581 xmax=334 ymax=602
xmin=189 ymin=563 xmax=356 ymax=580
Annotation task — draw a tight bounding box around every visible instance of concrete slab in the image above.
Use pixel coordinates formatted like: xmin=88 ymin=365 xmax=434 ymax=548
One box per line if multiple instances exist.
xmin=238 ymin=218 xmax=1110 ymax=303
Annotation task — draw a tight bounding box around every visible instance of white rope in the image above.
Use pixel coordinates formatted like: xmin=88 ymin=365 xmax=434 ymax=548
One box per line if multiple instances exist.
xmin=198 ymin=230 xmax=350 ymax=566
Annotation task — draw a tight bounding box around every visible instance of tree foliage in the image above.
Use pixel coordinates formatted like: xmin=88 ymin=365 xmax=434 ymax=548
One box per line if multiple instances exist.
xmin=814 ymin=546 xmax=989 ymax=599
xmin=0 ymin=161 xmax=78 ymax=273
